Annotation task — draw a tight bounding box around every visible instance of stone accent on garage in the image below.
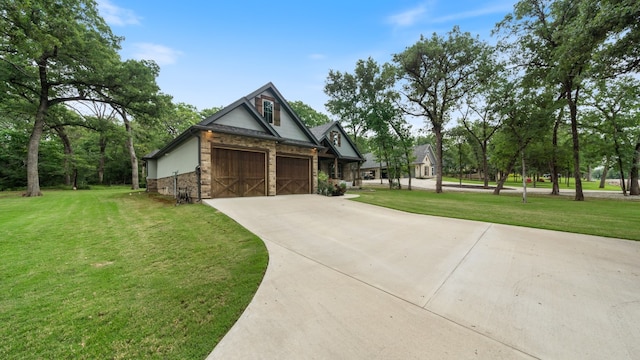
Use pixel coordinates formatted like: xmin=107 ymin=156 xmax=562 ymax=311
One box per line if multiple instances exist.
xmin=154 ymin=171 xmax=198 ymax=199
xmin=200 ymin=131 xmax=278 ymax=198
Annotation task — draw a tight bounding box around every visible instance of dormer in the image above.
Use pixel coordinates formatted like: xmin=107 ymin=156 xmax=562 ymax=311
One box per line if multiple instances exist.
xmin=254 ymin=94 xmax=281 ymax=126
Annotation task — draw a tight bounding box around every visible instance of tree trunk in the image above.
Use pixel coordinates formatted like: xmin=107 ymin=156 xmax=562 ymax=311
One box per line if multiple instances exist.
xmin=98 ymin=135 xmax=107 ymax=184
xmin=522 ymin=153 xmax=527 ymax=203
xmin=612 ymin=118 xmax=627 ymax=196
xmin=26 ymin=114 xmax=45 ymax=196
xmin=566 ymin=87 xmax=584 ymax=201
xmin=550 ymin=111 xmax=562 ymax=195
xmin=54 ymin=126 xmax=73 ymax=186
xmin=120 ymin=110 xmax=139 ymax=190
xmin=630 ymin=140 xmax=640 ymax=195
xmin=482 ymin=142 xmax=489 ymax=189
xmin=434 ymin=126 xmax=443 ymax=193
xmin=493 ymin=169 xmax=512 ymax=195
xmin=599 ymin=157 xmax=609 ymax=189
xmin=25 ymin=58 xmax=52 ymax=197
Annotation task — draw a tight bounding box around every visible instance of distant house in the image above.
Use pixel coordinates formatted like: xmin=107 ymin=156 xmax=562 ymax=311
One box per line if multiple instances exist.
xmin=360 ymin=143 xmax=436 ymax=180
xmin=411 ymin=143 xmax=437 ymax=178
xmin=310 ymin=121 xmax=365 ymax=182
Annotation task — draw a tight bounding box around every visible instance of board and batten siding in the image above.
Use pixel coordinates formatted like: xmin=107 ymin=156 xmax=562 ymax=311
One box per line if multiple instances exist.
xmin=335 ymin=138 xmax=360 ymax=158
xmin=252 ymin=90 xmax=309 ymax=142
xmin=156 ymin=136 xmax=199 ymax=178
xmin=214 ymin=106 xmax=266 ymax=132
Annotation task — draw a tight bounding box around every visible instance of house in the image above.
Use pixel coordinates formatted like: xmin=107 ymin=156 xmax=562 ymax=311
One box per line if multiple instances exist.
xmin=310 ymin=121 xmax=365 ymax=183
xmin=143 ymin=83 xmax=322 ymax=199
xmin=360 ymin=143 xmax=436 ymax=180
xmin=411 ymin=143 xmax=436 ymax=178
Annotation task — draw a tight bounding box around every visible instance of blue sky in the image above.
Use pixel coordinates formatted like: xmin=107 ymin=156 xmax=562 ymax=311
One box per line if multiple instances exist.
xmin=97 ymin=0 xmax=517 ymax=117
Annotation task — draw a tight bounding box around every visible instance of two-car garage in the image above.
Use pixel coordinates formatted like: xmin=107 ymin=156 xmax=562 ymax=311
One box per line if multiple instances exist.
xmin=210 ymin=147 xmax=311 ymax=198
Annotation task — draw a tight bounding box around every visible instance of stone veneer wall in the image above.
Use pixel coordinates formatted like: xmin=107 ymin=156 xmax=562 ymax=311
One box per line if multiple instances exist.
xmin=146 ymin=178 xmax=158 ymax=192
xmin=155 ymin=171 xmax=198 ymax=200
xmin=147 ymin=131 xmax=319 ymax=199
xmin=200 ymin=131 xmax=278 ymax=198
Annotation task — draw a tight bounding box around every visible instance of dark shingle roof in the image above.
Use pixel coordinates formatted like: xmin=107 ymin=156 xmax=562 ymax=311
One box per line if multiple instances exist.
xmin=310 ymin=122 xmax=335 ymax=141
xmin=412 ymin=143 xmax=436 ymax=164
xmin=361 ymin=152 xmax=386 ymax=169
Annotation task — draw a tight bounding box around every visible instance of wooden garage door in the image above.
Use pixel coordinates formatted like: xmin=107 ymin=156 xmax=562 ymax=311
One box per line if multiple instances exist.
xmin=276 ymin=156 xmax=310 ymax=195
xmin=211 ymin=148 xmax=266 ymax=198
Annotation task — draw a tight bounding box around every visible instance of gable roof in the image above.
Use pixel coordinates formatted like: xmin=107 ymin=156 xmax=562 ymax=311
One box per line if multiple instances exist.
xmin=412 ymin=143 xmax=436 ymax=165
xmin=245 ymin=82 xmax=321 ymax=147
xmin=360 ymin=152 xmax=386 ymax=169
xmin=145 ymin=83 xmax=323 ymax=160
xmin=310 ymin=121 xmax=365 ymax=161
xmin=198 ymin=97 xmax=278 ymax=136
xmin=360 ymin=143 xmax=436 ymax=170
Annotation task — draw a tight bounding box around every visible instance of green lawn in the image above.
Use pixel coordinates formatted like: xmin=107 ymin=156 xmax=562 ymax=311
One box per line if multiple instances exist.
xmin=0 ymin=188 xmax=268 ymax=359
xmin=441 ymin=176 xmax=622 ymax=191
xmin=352 ymin=188 xmax=640 ymax=241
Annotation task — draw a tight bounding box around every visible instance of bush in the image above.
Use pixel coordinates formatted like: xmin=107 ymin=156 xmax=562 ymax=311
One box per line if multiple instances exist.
xmin=317 ymin=171 xmax=333 ymax=196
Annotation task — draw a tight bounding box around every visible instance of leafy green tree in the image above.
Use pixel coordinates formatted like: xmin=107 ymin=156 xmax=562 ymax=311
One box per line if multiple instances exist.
xmin=495 ymin=0 xmax=640 ymax=200
xmin=583 ymin=77 xmax=640 ymax=195
xmin=394 ymin=26 xmax=494 ymax=193
xmin=0 ymin=0 xmax=122 ymax=196
xmin=325 ymin=57 xmax=400 ymax=183
xmin=289 ymin=101 xmax=331 ymax=128
xmin=490 ymin=82 xmax=555 ymax=195
xmin=200 ymin=106 xmax=223 ymax=120
xmin=459 ymin=70 xmax=507 ymax=188
xmin=101 ymin=60 xmax=164 ymax=189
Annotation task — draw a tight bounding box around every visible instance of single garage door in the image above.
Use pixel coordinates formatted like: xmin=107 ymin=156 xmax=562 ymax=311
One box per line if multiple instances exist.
xmin=276 ymin=156 xmax=310 ymax=195
xmin=211 ymin=147 xmax=266 ymax=198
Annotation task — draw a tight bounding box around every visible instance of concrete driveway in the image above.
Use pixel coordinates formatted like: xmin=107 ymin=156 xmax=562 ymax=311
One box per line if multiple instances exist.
xmin=204 ymin=195 xmax=640 ymax=359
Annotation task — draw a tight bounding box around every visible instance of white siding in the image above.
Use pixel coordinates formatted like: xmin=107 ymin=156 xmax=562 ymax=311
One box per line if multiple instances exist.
xmin=275 ymin=109 xmax=310 ymax=141
xmin=215 ymin=107 xmax=265 ymax=132
xmin=336 ymin=138 xmax=359 ymax=158
xmin=146 ymin=159 xmax=158 ymax=179
xmin=156 ymin=136 xmax=199 ymax=178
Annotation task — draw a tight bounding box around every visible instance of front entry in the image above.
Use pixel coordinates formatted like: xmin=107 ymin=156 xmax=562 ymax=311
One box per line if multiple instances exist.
xmin=276 ymin=156 xmax=310 ymax=195
xmin=211 ymin=147 xmax=266 ymax=198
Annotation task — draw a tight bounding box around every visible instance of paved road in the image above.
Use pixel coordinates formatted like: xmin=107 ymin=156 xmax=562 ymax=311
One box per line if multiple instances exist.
xmin=204 ymin=195 xmax=640 ymax=359
xmin=363 ymin=178 xmax=634 ymax=199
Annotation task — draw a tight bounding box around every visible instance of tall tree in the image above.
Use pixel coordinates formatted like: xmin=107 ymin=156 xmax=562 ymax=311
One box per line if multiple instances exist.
xmin=394 ymin=26 xmax=494 ymax=193
xmin=101 ymin=60 xmax=163 ymax=190
xmin=325 ymin=57 xmax=399 ymax=182
xmin=459 ymin=71 xmax=507 ymax=188
xmin=583 ymin=77 xmax=640 ymax=195
xmin=289 ymin=101 xmax=331 ymax=128
xmin=496 ymin=0 xmax=640 ymax=200
xmin=0 ymin=0 xmax=121 ymax=196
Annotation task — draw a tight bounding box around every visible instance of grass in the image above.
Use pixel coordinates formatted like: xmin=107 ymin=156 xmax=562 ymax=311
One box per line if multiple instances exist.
xmin=441 ymin=176 xmax=622 ymax=191
xmin=352 ymin=187 xmax=640 ymax=241
xmin=0 ymin=188 xmax=268 ymax=359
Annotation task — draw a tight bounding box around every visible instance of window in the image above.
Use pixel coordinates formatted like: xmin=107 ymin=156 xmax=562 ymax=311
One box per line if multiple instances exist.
xmin=263 ymin=100 xmax=274 ymax=124
xmin=331 ymin=131 xmax=341 ymax=146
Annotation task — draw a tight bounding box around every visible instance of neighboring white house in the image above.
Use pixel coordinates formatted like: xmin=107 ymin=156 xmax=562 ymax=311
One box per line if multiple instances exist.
xmin=360 ymin=143 xmax=436 ymax=179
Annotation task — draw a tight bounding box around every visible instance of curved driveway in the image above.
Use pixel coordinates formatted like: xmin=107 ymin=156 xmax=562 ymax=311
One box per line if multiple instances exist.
xmin=205 ymin=195 xmax=640 ymax=359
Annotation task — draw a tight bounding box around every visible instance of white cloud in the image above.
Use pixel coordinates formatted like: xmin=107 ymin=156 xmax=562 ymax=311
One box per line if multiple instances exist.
xmin=387 ymin=4 xmax=427 ymax=27
xmin=308 ymin=53 xmax=327 ymax=60
xmin=98 ymin=0 xmax=141 ymax=26
xmin=131 ymin=43 xmax=183 ymax=65
xmin=431 ymin=4 xmax=514 ymax=24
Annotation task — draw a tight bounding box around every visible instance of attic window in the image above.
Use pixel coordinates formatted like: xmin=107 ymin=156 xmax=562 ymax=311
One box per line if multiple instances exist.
xmin=331 ymin=131 xmax=341 ymax=147
xmin=256 ymin=95 xmax=280 ymax=126
xmin=263 ymin=100 xmax=274 ymax=124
